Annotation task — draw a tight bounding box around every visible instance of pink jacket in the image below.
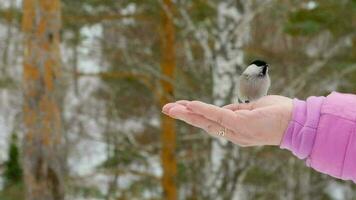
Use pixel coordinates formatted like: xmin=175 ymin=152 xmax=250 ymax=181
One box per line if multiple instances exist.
xmin=281 ymin=92 xmax=356 ymax=182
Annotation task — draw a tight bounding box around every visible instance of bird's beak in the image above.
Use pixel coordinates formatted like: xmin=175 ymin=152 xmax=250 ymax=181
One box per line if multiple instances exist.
xmin=262 ymin=65 xmax=268 ymax=75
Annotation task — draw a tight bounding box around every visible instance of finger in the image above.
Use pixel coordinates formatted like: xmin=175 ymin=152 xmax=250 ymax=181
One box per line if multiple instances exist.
xmin=169 ymin=105 xmax=221 ymax=135
xmin=222 ymin=104 xmax=239 ymax=110
xmin=162 ymin=100 xmax=192 ymax=115
xmin=187 ymin=101 xmax=240 ymax=131
xmin=223 ymin=103 xmax=255 ymax=111
xmin=169 ymin=105 xmax=215 ymax=132
xmin=169 ymin=106 xmax=250 ymax=144
xmin=175 ymin=100 xmax=191 ymax=107
xmin=165 ymin=104 xmax=189 ymax=117
xmin=162 ymin=103 xmax=179 ymax=114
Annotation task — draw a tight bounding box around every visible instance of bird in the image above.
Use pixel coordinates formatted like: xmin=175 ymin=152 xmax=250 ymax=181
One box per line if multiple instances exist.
xmin=238 ymin=60 xmax=270 ymax=103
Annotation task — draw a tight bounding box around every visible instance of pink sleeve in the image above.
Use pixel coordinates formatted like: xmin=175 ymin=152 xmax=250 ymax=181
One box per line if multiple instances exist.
xmin=280 ymin=92 xmax=356 ymax=182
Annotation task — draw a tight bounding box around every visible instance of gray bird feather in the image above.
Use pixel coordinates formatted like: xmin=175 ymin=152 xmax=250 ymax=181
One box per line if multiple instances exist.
xmin=238 ymin=61 xmax=270 ymax=103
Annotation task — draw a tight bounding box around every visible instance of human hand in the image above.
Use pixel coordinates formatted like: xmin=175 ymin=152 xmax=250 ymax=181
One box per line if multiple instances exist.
xmin=162 ymin=95 xmax=293 ymax=147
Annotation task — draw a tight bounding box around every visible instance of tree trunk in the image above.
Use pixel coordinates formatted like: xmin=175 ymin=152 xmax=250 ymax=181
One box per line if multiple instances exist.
xmin=22 ymin=0 xmax=64 ymax=199
xmin=208 ymin=1 xmax=253 ymax=199
xmin=159 ymin=0 xmax=177 ymax=200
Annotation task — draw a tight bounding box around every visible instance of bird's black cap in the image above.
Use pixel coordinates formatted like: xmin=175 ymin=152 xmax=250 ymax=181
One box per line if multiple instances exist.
xmin=250 ymin=60 xmax=268 ymax=67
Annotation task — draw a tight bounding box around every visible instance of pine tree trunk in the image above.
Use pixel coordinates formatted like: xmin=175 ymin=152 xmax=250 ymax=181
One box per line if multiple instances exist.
xmin=159 ymin=0 xmax=177 ymax=199
xmin=22 ymin=0 xmax=64 ymax=199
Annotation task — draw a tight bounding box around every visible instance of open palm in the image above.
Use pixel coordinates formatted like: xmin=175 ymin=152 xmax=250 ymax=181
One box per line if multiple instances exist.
xmin=162 ymin=95 xmax=293 ymax=146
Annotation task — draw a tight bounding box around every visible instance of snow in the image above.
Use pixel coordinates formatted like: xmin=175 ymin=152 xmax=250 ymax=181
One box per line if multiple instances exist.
xmin=0 ymin=0 xmax=21 ymax=9
xmin=326 ymin=181 xmax=349 ymax=200
xmin=305 ymin=1 xmax=318 ymax=10
xmin=121 ymin=3 xmax=136 ymax=15
xmin=78 ymin=25 xmax=104 ymax=73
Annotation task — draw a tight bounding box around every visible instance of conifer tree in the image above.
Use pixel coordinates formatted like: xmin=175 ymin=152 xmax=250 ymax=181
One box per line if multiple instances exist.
xmin=3 ymin=133 xmax=23 ymax=188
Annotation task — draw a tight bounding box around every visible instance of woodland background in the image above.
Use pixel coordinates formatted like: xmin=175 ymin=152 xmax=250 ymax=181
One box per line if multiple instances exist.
xmin=0 ymin=0 xmax=355 ymax=200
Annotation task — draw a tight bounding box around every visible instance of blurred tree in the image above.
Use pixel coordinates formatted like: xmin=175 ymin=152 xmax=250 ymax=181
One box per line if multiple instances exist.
xmin=3 ymin=133 xmax=22 ymax=188
xmin=159 ymin=0 xmax=178 ymax=200
xmin=0 ymin=0 xmax=350 ymax=199
xmin=22 ymin=0 xmax=64 ymax=199
xmin=0 ymin=133 xmax=24 ymax=200
xmin=280 ymin=0 xmax=356 ymax=97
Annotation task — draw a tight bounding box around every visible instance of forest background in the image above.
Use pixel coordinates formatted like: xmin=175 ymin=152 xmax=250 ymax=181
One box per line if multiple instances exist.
xmin=0 ymin=0 xmax=355 ymax=199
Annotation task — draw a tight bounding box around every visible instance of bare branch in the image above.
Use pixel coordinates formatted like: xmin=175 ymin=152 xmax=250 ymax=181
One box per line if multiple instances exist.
xmin=282 ymin=34 xmax=355 ymax=96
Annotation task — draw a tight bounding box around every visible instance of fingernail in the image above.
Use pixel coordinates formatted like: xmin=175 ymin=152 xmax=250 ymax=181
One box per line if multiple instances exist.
xmin=162 ymin=110 xmax=169 ymax=115
xmin=162 ymin=104 xmax=173 ymax=114
xmin=165 ymin=107 xmax=179 ymax=119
